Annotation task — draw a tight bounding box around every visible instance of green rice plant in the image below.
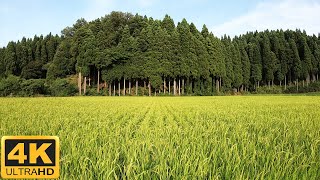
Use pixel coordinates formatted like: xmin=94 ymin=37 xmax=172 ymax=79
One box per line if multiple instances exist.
xmin=0 ymin=96 xmax=319 ymax=179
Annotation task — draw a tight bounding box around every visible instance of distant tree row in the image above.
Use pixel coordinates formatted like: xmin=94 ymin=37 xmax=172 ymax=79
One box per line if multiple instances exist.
xmin=0 ymin=11 xmax=320 ymax=96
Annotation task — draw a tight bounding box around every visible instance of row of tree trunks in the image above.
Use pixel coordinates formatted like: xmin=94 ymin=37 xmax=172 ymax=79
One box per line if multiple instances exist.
xmin=110 ymin=78 xmax=186 ymax=96
xmin=83 ymin=71 xmax=320 ymax=96
xmin=82 ymin=76 xmax=189 ymax=96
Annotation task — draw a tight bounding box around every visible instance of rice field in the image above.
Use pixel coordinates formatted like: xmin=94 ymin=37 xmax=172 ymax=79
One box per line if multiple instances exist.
xmin=0 ymin=96 xmax=320 ymax=179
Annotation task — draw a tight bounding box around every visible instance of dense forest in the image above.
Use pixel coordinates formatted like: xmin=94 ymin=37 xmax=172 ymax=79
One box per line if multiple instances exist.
xmin=1 ymin=11 xmax=320 ymax=96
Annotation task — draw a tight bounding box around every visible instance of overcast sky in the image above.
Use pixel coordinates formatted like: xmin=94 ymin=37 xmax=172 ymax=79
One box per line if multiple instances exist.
xmin=1 ymin=0 xmax=320 ymax=47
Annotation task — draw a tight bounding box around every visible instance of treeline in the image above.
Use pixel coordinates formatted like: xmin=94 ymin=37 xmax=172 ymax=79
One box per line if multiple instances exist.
xmin=0 ymin=11 xmax=320 ymax=96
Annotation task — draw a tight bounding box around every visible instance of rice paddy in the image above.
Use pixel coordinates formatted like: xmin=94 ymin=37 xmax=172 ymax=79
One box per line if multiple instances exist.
xmin=0 ymin=96 xmax=319 ymax=179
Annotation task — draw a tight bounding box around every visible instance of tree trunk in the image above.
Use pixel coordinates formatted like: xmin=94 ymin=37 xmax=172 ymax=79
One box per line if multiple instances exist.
xmin=84 ymin=77 xmax=87 ymax=95
xmin=216 ymin=78 xmax=219 ymax=92
xmin=257 ymin=81 xmax=260 ymax=88
xmin=109 ymin=84 xmax=111 ymax=96
xmin=296 ymin=79 xmax=299 ymax=91
xmin=303 ymin=80 xmax=305 ymax=87
xmin=240 ymin=85 xmax=244 ymax=92
xmin=97 ymin=69 xmax=100 ymax=93
xmin=272 ymin=80 xmax=274 ymax=87
xmin=190 ymin=79 xmax=193 ymax=94
xmin=317 ymin=74 xmax=319 ymax=81
xmin=182 ymin=78 xmax=185 ymax=95
xmin=155 ymin=89 xmax=157 ymax=96
xmin=174 ymin=78 xmax=176 ymax=96
xmin=123 ymin=78 xmax=126 ymax=96
xmin=268 ymin=81 xmax=271 ymax=89
xmin=312 ymin=74 xmax=316 ymax=82
xmin=284 ymin=76 xmax=287 ymax=90
xmin=280 ymin=80 xmax=282 ymax=87
xmin=178 ymin=78 xmax=181 ymax=96
xmin=136 ymin=80 xmax=138 ymax=96
xmin=169 ymin=80 xmax=171 ymax=95
xmin=129 ymin=80 xmax=131 ymax=95
xmin=164 ymin=78 xmax=166 ymax=95
xmin=219 ymin=77 xmax=222 ymax=90
xmin=78 ymin=72 xmax=82 ymax=96
xmin=113 ymin=82 xmax=115 ymax=96
xmin=148 ymin=80 xmax=151 ymax=96
xmin=118 ymin=82 xmax=120 ymax=96
xmin=144 ymin=80 xmax=146 ymax=96
xmin=88 ymin=78 xmax=91 ymax=87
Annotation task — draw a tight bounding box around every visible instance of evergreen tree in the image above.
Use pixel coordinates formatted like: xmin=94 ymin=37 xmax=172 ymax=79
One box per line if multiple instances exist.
xmin=4 ymin=42 xmax=17 ymax=76
xmin=232 ymin=42 xmax=243 ymax=90
xmin=261 ymin=35 xmax=276 ymax=86
xmin=239 ymin=40 xmax=250 ymax=90
xmin=289 ymin=38 xmax=302 ymax=83
xmin=247 ymin=43 xmax=262 ymax=88
xmin=222 ymin=36 xmax=234 ymax=89
xmin=300 ymin=36 xmax=312 ymax=83
xmin=0 ymin=48 xmax=5 ymax=78
xmin=161 ymin=15 xmax=175 ymax=33
xmin=47 ymin=39 xmax=74 ymax=79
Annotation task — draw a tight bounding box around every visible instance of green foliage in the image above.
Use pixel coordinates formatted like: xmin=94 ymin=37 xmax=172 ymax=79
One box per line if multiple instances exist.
xmin=0 ymin=75 xmax=21 ymax=96
xmin=21 ymin=60 xmax=45 ymax=79
xmin=254 ymin=86 xmax=283 ymax=94
xmin=20 ymin=79 xmax=46 ymax=96
xmin=290 ymin=38 xmax=302 ymax=80
xmin=0 ymin=48 xmax=5 ymax=78
xmin=231 ymin=43 xmax=243 ymax=88
xmin=47 ymin=39 xmax=74 ymax=79
xmin=4 ymin=42 xmax=17 ymax=76
xmin=285 ymin=81 xmax=320 ymax=93
xmin=248 ymin=43 xmax=262 ymax=84
xmin=47 ymin=78 xmax=78 ymax=96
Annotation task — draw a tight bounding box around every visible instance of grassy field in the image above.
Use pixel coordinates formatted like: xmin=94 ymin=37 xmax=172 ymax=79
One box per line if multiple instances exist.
xmin=0 ymin=96 xmax=320 ymax=179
